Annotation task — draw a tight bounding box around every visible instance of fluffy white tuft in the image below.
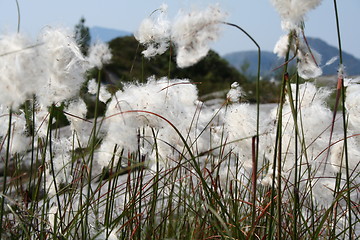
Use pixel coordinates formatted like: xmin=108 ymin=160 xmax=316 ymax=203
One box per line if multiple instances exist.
xmin=226 ymin=82 xmax=244 ymax=103
xmin=273 ymin=34 xmax=323 ymax=79
xmin=134 ymin=5 xmax=171 ymax=58
xmin=87 ymin=79 xmax=112 ymax=103
xmin=36 ymin=27 xmax=88 ymax=107
xmin=0 ymin=33 xmax=38 ymax=109
xmin=0 ymin=107 xmax=30 ymax=154
xmin=87 ymin=41 xmax=112 ymax=69
xmin=172 ymin=4 xmax=227 ymax=68
xmin=297 ymin=47 xmax=322 ymax=79
xmin=345 ymin=84 xmax=360 ymax=131
xmin=87 ymin=78 xmax=98 ymax=95
xmin=273 ymin=34 xmax=290 ymax=58
xmin=135 ymin=4 xmax=226 ymax=67
xmin=97 ymin=76 xmax=200 ymax=168
xmin=65 ymin=98 xmax=89 ymax=148
xmin=223 ymin=103 xmax=257 ymax=168
xmin=270 ymin=0 xmax=323 ymax=31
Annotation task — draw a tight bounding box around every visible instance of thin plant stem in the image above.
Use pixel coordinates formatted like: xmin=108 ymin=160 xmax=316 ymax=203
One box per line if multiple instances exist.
xmin=293 ymin=73 xmax=300 ymax=240
xmin=0 ymin=108 xmax=12 ymax=237
xmin=15 ymin=0 xmax=20 ymax=33
xmin=269 ymin=30 xmax=294 ymax=240
xmin=47 ymin=104 xmax=63 ymax=233
xmin=222 ymin=21 xmax=261 ymax=238
xmin=85 ymin=69 xmax=102 ymax=235
xmin=276 ymin=72 xmax=286 ymax=240
xmin=28 ymin=97 xmax=36 ymax=197
xmin=333 ymin=0 xmax=352 ymax=238
xmin=24 ymin=97 xmax=36 ymax=237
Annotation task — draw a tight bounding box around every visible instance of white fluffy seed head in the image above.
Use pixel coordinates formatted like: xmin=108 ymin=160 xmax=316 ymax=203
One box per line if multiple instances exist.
xmin=87 ymin=79 xmax=98 ymax=95
xmin=273 ymin=34 xmax=323 ymax=79
xmin=296 ymin=38 xmax=322 ymax=79
xmin=223 ymin=103 xmax=257 ymax=167
xmin=87 ymin=79 xmax=112 ymax=103
xmin=0 ymin=108 xmax=30 ymax=154
xmin=36 ymin=27 xmax=88 ymax=107
xmin=99 ymin=85 xmax=112 ymax=103
xmin=270 ymin=0 xmax=323 ymax=31
xmin=345 ymin=84 xmax=360 ymax=131
xmin=273 ymin=34 xmax=290 ymax=58
xmin=0 ymin=28 xmax=91 ymax=109
xmin=0 ymin=33 xmax=38 ymax=109
xmin=297 ymin=48 xmax=322 ymax=79
xmin=135 ymin=4 xmax=226 ymax=67
xmin=227 ymin=82 xmax=244 ymax=103
xmin=264 ymin=82 xmax=332 ymax=173
xmin=98 ymin=77 xmax=199 ymax=167
xmin=87 ymin=41 xmax=112 ymax=69
xmin=65 ymin=98 xmax=87 ymax=132
xmin=330 ymin=137 xmax=360 ymax=173
xmin=172 ymin=4 xmax=227 ymax=68
xmin=135 ymin=5 xmax=171 ymax=58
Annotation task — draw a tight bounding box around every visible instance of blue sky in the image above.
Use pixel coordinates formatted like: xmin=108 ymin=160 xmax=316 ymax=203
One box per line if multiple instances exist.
xmin=0 ymin=0 xmax=359 ymax=58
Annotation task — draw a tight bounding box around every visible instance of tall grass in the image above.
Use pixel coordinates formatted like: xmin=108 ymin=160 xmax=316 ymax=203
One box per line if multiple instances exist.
xmin=0 ymin=1 xmax=358 ymax=239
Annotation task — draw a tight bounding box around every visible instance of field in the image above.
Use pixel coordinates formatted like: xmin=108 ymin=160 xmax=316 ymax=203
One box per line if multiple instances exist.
xmin=0 ymin=1 xmax=359 ymax=239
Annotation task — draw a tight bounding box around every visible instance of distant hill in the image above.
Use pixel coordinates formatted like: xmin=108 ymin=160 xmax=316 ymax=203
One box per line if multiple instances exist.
xmin=224 ymin=51 xmax=279 ymax=78
xmin=224 ymin=37 xmax=360 ymax=77
xmin=90 ymin=26 xmax=131 ymax=43
xmin=103 ymin=36 xmax=253 ymax=99
xmin=307 ymin=38 xmax=360 ymax=76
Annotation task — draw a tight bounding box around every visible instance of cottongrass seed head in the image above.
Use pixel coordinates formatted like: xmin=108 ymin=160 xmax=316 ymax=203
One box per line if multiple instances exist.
xmin=0 ymin=33 xmax=39 ymax=109
xmin=36 ymin=27 xmax=88 ymax=107
xmin=86 ymin=41 xmax=112 ymax=69
xmin=135 ymin=4 xmax=227 ymax=68
xmin=172 ymin=4 xmax=227 ymax=68
xmin=97 ymin=76 xmax=200 ymax=168
xmin=273 ymin=34 xmax=323 ymax=79
xmin=134 ymin=4 xmax=171 ymax=58
xmin=270 ymin=0 xmax=323 ymax=31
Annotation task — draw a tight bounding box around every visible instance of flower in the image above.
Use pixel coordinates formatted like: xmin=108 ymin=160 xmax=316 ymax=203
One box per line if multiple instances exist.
xmin=97 ymin=77 xmax=200 ymax=167
xmin=226 ymin=82 xmax=244 ymax=103
xmin=345 ymin=84 xmax=360 ymax=131
xmin=0 ymin=27 xmax=91 ymax=109
xmin=273 ymin=34 xmax=290 ymax=58
xmin=65 ymin=98 xmax=89 ymax=148
xmin=87 ymin=79 xmax=112 ymax=103
xmin=270 ymin=0 xmax=323 ymax=31
xmin=87 ymin=78 xmax=98 ymax=95
xmin=223 ymin=102 xmax=257 ymax=167
xmin=0 ymin=33 xmax=37 ymax=109
xmin=134 ymin=4 xmax=171 ymax=58
xmin=87 ymin=41 xmax=112 ymax=68
xmin=135 ymin=4 xmax=227 ymax=68
xmin=36 ymin=27 xmax=88 ymax=107
xmin=297 ymin=46 xmax=322 ymax=79
xmin=0 ymin=106 xmax=30 ymax=154
xmin=172 ymin=4 xmax=227 ymax=68
xmin=273 ymin=34 xmax=322 ymax=79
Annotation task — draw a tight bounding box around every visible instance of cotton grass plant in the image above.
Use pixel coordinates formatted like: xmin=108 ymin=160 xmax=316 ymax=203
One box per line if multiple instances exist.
xmin=0 ymin=0 xmax=359 ymax=239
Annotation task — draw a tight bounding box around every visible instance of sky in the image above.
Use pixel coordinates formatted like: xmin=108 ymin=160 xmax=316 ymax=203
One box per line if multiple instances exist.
xmin=0 ymin=0 xmax=359 ymax=58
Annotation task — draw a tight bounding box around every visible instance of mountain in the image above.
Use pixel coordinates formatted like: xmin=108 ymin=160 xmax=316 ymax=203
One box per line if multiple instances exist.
xmin=224 ymin=51 xmax=280 ymax=77
xmin=224 ymin=37 xmax=360 ymax=77
xmin=90 ymin=26 xmax=132 ymax=43
xmin=307 ymin=38 xmax=360 ymax=76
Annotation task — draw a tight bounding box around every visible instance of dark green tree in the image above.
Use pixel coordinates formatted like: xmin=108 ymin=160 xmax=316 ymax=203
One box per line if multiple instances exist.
xmin=74 ymin=17 xmax=91 ymax=55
